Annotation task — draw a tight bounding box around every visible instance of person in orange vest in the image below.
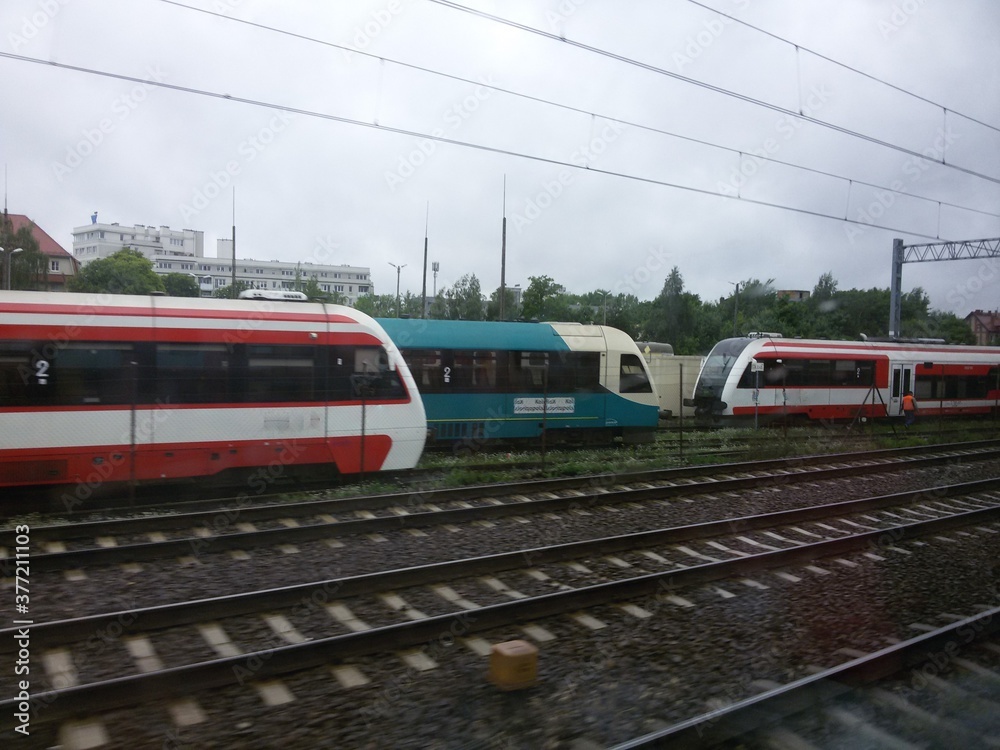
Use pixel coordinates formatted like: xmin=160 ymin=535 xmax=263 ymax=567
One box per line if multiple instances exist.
xmin=902 ymin=391 xmax=917 ymax=426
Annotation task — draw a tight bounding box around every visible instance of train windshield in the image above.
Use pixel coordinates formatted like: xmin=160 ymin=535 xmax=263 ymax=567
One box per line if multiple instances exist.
xmin=696 ymin=338 xmax=754 ymax=393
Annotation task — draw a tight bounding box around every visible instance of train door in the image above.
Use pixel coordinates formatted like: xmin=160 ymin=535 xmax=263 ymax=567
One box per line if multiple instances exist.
xmin=890 ymin=364 xmax=913 ymax=417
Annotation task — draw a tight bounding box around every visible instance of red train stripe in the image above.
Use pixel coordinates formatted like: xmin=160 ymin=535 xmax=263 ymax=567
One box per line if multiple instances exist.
xmin=0 ymin=300 xmax=357 ymax=324
xmin=0 ymin=399 xmax=412 ymax=414
xmin=0 ymin=326 xmax=384 ymax=346
xmin=0 ymin=435 xmax=393 ymax=486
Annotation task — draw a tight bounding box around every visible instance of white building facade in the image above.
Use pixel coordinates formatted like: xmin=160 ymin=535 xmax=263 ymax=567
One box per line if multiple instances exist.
xmin=71 ymin=219 xmax=373 ymax=304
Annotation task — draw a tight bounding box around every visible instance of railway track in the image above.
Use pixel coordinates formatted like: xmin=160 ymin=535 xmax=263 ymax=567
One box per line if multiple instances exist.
xmin=615 ymin=607 xmax=1000 ymax=748
xmin=3 ymin=471 xmax=999 ymax=743
xmin=7 ymin=441 xmax=1000 ymax=578
xmin=7 ymin=429 xmax=998 ymax=520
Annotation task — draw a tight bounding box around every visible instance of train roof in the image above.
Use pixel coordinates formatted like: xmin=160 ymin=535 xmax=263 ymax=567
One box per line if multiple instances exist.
xmin=716 ymin=335 xmax=1000 ymax=358
xmin=377 ymin=318 xmax=572 ymax=351
xmin=0 ymin=290 xmax=385 ymax=331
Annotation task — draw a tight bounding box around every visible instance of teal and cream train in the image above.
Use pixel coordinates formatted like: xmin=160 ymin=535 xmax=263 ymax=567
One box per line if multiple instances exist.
xmin=378 ymin=318 xmax=661 ymax=449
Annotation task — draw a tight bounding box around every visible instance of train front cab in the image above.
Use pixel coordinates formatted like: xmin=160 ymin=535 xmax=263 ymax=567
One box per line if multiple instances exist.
xmin=685 ymin=337 xmax=753 ymax=420
xmin=570 ymin=324 xmax=660 ymax=444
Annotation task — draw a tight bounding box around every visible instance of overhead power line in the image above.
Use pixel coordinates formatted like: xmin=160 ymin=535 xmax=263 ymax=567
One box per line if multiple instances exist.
xmin=154 ymin=0 xmax=999 ymax=222
xmin=0 ymin=50 xmax=969 ymax=244
xmin=686 ymin=0 xmax=1000 ymax=136
xmin=424 ymin=0 xmax=1000 ymax=186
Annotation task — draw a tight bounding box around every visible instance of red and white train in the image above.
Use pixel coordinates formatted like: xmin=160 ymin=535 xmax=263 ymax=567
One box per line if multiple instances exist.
xmin=0 ymin=291 xmax=426 ymax=506
xmin=687 ymin=333 xmax=1000 ymax=423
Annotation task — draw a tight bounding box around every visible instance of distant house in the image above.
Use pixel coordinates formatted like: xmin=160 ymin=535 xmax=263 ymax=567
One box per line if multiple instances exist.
xmin=776 ymin=290 xmax=810 ymax=302
xmin=6 ymin=213 xmax=79 ymax=291
xmin=964 ymin=310 xmax=1000 ymax=345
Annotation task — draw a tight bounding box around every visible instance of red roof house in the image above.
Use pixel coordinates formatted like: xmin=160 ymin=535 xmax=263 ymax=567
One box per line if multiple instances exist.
xmin=4 ymin=213 xmax=79 ymax=291
xmin=964 ymin=310 xmax=1000 ymax=346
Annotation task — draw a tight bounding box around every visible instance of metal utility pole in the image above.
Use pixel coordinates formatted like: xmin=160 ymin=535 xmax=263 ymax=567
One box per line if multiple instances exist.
xmin=230 ymin=188 xmax=237 ymax=295
xmin=389 ymin=261 xmax=406 ymax=316
xmin=730 ymin=281 xmax=740 ymax=337
xmin=499 ymin=176 xmax=507 ymax=321
xmin=421 ymin=203 xmax=429 ymax=318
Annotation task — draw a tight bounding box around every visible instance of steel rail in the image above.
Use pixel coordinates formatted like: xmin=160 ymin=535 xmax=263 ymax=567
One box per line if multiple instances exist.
xmin=14 ymin=440 xmax=999 ymax=535
xmin=5 ymin=477 xmax=1000 ymax=653
xmin=2 ymin=504 xmax=998 ymax=729
xmin=610 ymin=605 xmax=1000 ymax=749
xmin=9 ymin=449 xmax=998 ymax=574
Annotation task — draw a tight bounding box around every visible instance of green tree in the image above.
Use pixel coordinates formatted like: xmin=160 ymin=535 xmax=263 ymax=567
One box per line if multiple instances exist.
xmin=354 ymin=293 xmax=397 ymax=317
xmin=643 ymin=268 xmax=718 ymax=353
xmin=302 ymin=276 xmax=329 ymax=302
xmin=521 ymin=275 xmax=571 ymax=321
xmin=427 ymin=292 xmax=449 ymax=319
xmin=918 ymin=311 xmax=975 ymax=344
xmin=213 ymin=280 xmax=253 ymax=299
xmin=486 ymin=286 xmax=521 ymax=321
xmin=599 ymin=292 xmax=645 ymax=339
xmin=163 ymin=273 xmax=200 ymax=297
xmin=444 ymin=273 xmax=484 ymax=320
xmin=8 ymin=247 xmax=47 ymax=291
xmin=0 ymin=213 xmax=45 ymax=290
xmin=68 ymin=247 xmax=165 ymax=295
xmin=296 ymin=276 xmax=349 ymax=304
xmin=812 ymin=271 xmax=838 ymax=302
xmin=399 ymin=291 xmax=424 ymax=318
xmin=646 ymin=268 xmax=706 ymax=352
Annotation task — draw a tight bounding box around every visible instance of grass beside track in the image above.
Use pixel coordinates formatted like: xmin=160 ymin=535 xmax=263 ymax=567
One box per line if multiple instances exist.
xmin=7 ymin=419 xmax=998 ymax=527
xmin=413 ymin=418 xmax=1000 ymax=487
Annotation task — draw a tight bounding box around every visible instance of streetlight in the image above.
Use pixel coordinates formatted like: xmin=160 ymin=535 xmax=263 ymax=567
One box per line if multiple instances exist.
xmin=601 ymin=290 xmax=610 ymax=325
xmin=388 ymin=261 xmax=406 ymax=317
xmin=1 ymin=247 xmax=24 ymax=291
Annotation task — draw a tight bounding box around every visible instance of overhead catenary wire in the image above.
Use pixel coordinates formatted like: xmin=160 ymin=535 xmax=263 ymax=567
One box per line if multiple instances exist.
xmin=152 ymin=0 xmax=1000 ymax=222
xmin=424 ymin=0 xmax=1000 ymax=186
xmin=685 ymin=0 xmax=1000 ymax=136
xmin=0 ymin=50 xmax=962 ymax=244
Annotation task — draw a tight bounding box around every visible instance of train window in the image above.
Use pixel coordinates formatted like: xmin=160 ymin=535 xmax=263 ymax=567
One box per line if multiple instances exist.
xmin=352 ymin=346 xmax=404 ymax=400
xmin=354 ymin=346 xmax=386 ymax=375
xmin=246 ymin=345 xmax=316 ymax=402
xmin=52 ymin=343 xmax=134 ymax=405
xmin=916 ymin=373 xmax=990 ymax=400
xmin=324 ymin=345 xmax=404 ymax=401
xmin=403 ymin=349 xmax=445 ymax=393
xmin=549 ymin=352 xmax=601 ymax=392
xmin=325 ymin=345 xmax=353 ymax=401
xmin=450 ymin=350 xmax=498 ymax=392
xmin=155 ymin=343 xmax=229 ymax=404
xmin=833 ymin=359 xmax=874 ymax=386
xmin=914 ymin=378 xmax=933 ymax=400
xmin=740 ymin=358 xmax=874 ymax=388
xmin=702 ymin=338 xmax=754 ymax=385
xmin=619 ymin=354 xmax=652 ymax=393
xmin=0 ymin=343 xmax=38 ymax=406
xmin=512 ymin=352 xmax=548 ymax=393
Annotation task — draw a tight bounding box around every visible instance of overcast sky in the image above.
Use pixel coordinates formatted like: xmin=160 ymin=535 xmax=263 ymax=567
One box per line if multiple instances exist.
xmin=2 ymin=0 xmax=999 ymax=324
